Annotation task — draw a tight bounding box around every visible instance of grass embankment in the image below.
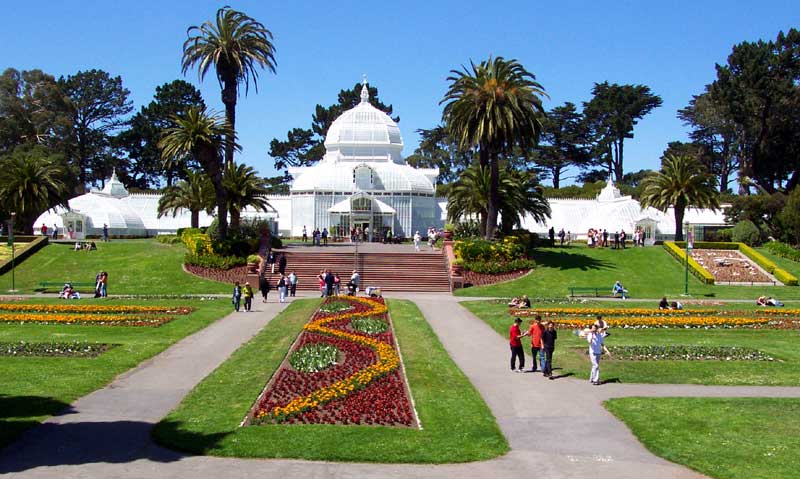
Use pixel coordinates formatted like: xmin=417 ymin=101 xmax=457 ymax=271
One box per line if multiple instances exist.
xmin=0 ymin=298 xmax=231 ymax=448
xmin=461 ymin=300 xmax=800 ymax=385
xmin=0 ymin=239 xmax=229 ymax=294
xmin=153 ymin=299 xmax=508 ymax=463
xmin=606 ymin=397 xmax=800 ymax=479
xmin=455 ymin=245 xmax=800 ymax=300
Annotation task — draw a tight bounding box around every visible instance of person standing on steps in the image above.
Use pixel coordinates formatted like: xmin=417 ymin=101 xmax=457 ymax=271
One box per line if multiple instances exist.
xmin=541 ymin=321 xmax=558 ymax=379
xmin=242 ymin=282 xmax=254 ymax=312
xmin=232 ymin=281 xmax=242 ymax=312
xmin=267 ymin=250 xmax=276 ymax=274
xmin=288 ymin=271 xmax=298 ymax=297
xmin=509 ymin=317 xmax=525 ymax=372
xmin=278 ymin=253 xmax=287 ymax=275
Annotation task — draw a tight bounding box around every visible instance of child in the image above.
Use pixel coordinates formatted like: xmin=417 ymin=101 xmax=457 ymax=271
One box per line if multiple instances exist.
xmin=242 ymin=282 xmax=254 ymax=312
xmin=232 ymin=281 xmax=242 ymax=312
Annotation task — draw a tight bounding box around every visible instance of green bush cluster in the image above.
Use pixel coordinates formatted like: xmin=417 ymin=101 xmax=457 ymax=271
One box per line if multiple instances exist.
xmin=738 ymin=243 xmax=799 ymax=286
xmin=731 ymin=220 xmax=762 ymax=246
xmin=454 ymin=236 xmax=528 ymax=262
xmin=184 ymin=253 xmax=246 ymax=270
xmin=463 ymin=258 xmax=536 ymax=274
xmin=155 ymin=234 xmax=182 ymax=245
xmin=662 ymin=242 xmax=715 ymax=284
xmin=764 ymin=241 xmax=800 ymax=263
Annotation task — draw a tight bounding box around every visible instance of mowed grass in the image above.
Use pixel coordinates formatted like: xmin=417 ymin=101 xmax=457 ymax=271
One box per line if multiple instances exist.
xmin=153 ymin=299 xmax=509 ymax=463
xmin=0 ymin=239 xmax=229 ymax=294
xmin=455 ymin=245 xmax=800 ymax=300
xmin=461 ymin=300 xmax=800 ymax=385
xmin=0 ymin=298 xmax=231 ymax=448
xmin=606 ymin=397 xmax=800 ymax=479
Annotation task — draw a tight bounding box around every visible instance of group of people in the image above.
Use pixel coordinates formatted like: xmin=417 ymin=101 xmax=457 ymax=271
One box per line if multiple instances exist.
xmin=73 ymin=241 xmax=97 ymax=251
xmin=265 ymin=251 xmax=287 ymax=275
xmin=756 ymin=296 xmax=784 ymax=307
xmin=301 ymin=226 xmax=330 ymax=246
xmin=317 ymin=269 xmax=360 ymax=297
xmin=548 ymin=227 xmax=571 ymax=246
xmin=59 ymin=283 xmax=80 ymax=299
xmin=508 ymin=295 xmax=531 ymax=308
xmin=658 ymin=297 xmax=683 ymax=310
xmin=510 ymin=314 xmax=612 ymax=385
xmin=94 ymin=271 xmax=108 ymax=298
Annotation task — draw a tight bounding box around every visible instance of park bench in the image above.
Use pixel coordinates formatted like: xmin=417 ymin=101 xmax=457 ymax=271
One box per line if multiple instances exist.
xmin=568 ymin=286 xmax=614 ymax=298
xmin=38 ymin=281 xmax=96 ymax=292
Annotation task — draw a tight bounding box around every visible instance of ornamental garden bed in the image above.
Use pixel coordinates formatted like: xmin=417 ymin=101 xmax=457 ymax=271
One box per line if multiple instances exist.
xmin=246 ymin=296 xmax=418 ymax=427
xmin=576 ymin=345 xmax=775 ymax=361
xmin=462 ymin=268 xmax=531 ymax=287
xmin=184 ymin=264 xmax=250 ymax=284
xmin=0 ymin=341 xmax=116 ymax=358
xmin=0 ymin=303 xmax=193 ymax=327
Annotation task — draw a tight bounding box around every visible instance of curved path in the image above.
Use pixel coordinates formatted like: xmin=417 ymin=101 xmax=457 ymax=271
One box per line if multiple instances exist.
xmin=1 ymin=294 xmax=799 ymax=478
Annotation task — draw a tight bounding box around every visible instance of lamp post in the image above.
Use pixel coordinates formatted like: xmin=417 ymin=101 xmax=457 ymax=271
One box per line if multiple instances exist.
xmin=683 ymin=221 xmax=692 ymax=296
xmin=7 ymin=213 xmax=16 ymax=292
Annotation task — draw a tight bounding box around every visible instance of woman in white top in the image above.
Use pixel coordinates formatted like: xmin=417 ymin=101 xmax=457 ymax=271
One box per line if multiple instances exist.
xmin=413 ymin=231 xmax=421 ymax=252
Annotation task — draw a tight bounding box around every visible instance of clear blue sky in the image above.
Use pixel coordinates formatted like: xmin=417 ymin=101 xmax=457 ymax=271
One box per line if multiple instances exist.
xmin=2 ymin=0 xmax=798 ymax=183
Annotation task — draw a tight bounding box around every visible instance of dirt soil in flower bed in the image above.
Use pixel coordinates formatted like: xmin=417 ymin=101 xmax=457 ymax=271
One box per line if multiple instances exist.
xmin=247 ymin=297 xmax=418 ymax=428
xmin=691 ymin=249 xmax=773 ymax=283
xmin=463 ymin=268 xmax=531 ymax=287
xmin=185 ymin=265 xmax=251 ymax=284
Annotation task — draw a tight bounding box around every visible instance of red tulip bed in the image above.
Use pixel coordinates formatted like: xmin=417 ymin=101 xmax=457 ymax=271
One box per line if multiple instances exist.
xmin=248 ymin=296 xmax=417 ymax=427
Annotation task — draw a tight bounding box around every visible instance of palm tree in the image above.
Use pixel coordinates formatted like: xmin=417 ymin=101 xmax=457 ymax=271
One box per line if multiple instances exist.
xmin=640 ymin=154 xmax=720 ymax=241
xmin=0 ymin=147 xmax=67 ymax=234
xmin=223 ymin=162 xmax=271 ymax=230
xmin=182 ymin=6 xmax=276 ymax=167
xmin=157 ymin=170 xmax=214 ymax=228
xmin=441 ymin=56 xmax=547 ymax=239
xmin=447 ymin=164 xmax=551 ymax=236
xmin=159 ymin=107 xmax=234 ymax=239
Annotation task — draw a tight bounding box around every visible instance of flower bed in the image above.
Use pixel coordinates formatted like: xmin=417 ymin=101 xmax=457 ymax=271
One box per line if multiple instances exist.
xmin=249 ymin=297 xmax=417 ymax=427
xmin=463 ymin=268 xmax=532 ymax=287
xmin=0 ymin=304 xmax=193 ymax=326
xmin=590 ymin=345 xmax=775 ymax=361
xmin=0 ymin=341 xmax=115 ymax=358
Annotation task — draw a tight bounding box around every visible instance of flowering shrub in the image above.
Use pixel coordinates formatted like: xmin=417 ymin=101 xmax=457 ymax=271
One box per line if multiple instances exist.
xmin=454 ymin=236 xmax=527 ymax=262
xmin=0 ymin=341 xmax=114 ymax=357
xmin=181 ymin=231 xmax=214 ymax=256
xmin=596 ymin=345 xmax=774 ymax=361
xmin=764 ymin=241 xmax=800 ymax=263
xmin=463 ymin=258 xmax=536 ymax=274
xmin=289 ymin=343 xmax=339 ymax=373
xmin=184 ymin=253 xmax=246 ymax=270
xmin=251 ymin=297 xmax=415 ymax=426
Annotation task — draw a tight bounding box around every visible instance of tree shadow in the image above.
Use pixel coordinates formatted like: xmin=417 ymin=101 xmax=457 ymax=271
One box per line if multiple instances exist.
xmin=532 ymin=250 xmax=613 ymax=272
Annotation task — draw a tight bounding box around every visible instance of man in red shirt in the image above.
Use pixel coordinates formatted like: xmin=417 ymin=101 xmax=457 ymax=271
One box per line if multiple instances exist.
xmin=521 ymin=315 xmax=544 ymax=373
xmin=509 ymin=317 xmax=525 ymax=372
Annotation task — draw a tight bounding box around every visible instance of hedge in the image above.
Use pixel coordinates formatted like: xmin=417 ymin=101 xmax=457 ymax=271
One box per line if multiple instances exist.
xmin=184 ymin=253 xmax=246 ymax=270
xmin=662 ymin=241 xmax=715 ymax=284
xmin=0 ymin=235 xmax=49 ymax=275
xmin=671 ymin=240 xmax=798 ymax=286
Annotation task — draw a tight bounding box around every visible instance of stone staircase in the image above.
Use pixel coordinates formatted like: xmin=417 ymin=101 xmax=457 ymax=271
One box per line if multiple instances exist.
xmin=251 ymin=250 xmax=451 ymax=293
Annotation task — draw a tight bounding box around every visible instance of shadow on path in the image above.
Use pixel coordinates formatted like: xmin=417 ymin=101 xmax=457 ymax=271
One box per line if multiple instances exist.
xmin=532 ymin=250 xmax=613 ymax=271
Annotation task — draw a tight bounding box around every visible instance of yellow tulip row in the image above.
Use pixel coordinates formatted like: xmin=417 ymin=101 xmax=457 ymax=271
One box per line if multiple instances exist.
xmin=511 ymin=307 xmax=800 ymax=318
xmin=258 ymin=297 xmax=397 ymax=421
xmin=0 ymin=303 xmax=192 ymax=314
xmin=0 ymin=312 xmax=168 ymax=324
xmin=550 ymin=316 xmax=775 ymax=329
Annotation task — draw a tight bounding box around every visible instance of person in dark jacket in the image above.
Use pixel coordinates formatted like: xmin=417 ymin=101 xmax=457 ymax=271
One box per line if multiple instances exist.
xmin=541 ymin=321 xmax=558 ymax=379
xmin=324 ymin=269 xmax=335 ymax=296
xmin=259 ymin=274 xmax=270 ymax=303
xmin=278 ymin=254 xmax=287 ymax=274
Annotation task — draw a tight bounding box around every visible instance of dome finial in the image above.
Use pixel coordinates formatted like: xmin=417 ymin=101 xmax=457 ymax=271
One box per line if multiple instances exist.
xmin=360 ymin=74 xmax=369 ymax=104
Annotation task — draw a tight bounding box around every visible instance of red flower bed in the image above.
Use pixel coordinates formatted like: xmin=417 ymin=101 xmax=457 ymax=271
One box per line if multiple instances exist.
xmin=249 ymin=297 xmax=417 ymax=427
xmin=185 ymin=264 xmax=250 ymax=284
xmin=463 ymin=268 xmax=531 ymax=286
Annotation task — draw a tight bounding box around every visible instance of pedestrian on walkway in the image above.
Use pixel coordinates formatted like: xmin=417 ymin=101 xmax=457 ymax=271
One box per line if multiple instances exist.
xmin=541 ymin=321 xmax=558 ymax=379
xmin=318 ymin=270 xmax=326 ymax=297
xmin=288 ymin=271 xmax=298 ymax=297
xmin=232 ymin=281 xmax=242 ymax=312
xmin=242 ymin=282 xmax=254 ymax=312
xmin=259 ymin=274 xmax=270 ymax=303
xmin=520 ymin=315 xmax=544 ymax=372
xmin=582 ymin=322 xmax=611 ymax=385
xmin=277 ymin=274 xmax=287 ymax=303
xmin=509 ymin=317 xmax=525 ymax=372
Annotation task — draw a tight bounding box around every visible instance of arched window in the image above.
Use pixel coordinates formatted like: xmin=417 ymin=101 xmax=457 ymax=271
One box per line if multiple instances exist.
xmin=354 ymin=165 xmax=373 ymax=190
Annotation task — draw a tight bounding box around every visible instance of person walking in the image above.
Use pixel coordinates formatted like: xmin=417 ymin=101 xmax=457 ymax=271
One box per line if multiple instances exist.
xmin=52 ymin=224 xmax=58 ymax=239
xmin=267 ymin=251 xmax=276 ymax=274
xmin=413 ymin=231 xmax=421 ymax=252
xmin=582 ymin=323 xmax=611 ymax=385
xmin=102 ymin=224 xmax=109 ymax=242
xmin=521 ymin=315 xmax=544 ymax=372
xmin=278 ymin=253 xmax=287 ymax=275
xmin=232 ymin=281 xmax=242 ymax=312
xmin=99 ymin=272 xmax=108 ymax=298
xmin=302 ymin=225 xmax=307 ymax=243
xmin=242 ymin=282 xmax=254 ymax=312
xmin=259 ymin=274 xmax=270 ymax=303
xmin=509 ymin=318 xmax=525 ymax=372
xmin=541 ymin=321 xmax=558 ymax=379
xmin=288 ymin=271 xmax=298 ymax=297
xmin=277 ymin=274 xmax=287 ymax=303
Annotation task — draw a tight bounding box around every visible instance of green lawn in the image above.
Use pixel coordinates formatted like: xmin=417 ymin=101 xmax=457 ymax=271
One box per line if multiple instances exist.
xmin=455 ymin=245 xmax=800 ymax=300
xmin=153 ymin=298 xmax=509 ymax=463
xmin=461 ymin=300 xmax=800 ymax=385
xmin=0 ymin=298 xmax=231 ymax=448
xmin=0 ymin=239 xmax=229 ymax=294
xmin=606 ymin=397 xmax=800 ymax=479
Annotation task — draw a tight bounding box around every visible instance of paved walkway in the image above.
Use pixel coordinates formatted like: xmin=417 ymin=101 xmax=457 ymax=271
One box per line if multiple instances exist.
xmin=2 ymin=294 xmax=800 ymax=478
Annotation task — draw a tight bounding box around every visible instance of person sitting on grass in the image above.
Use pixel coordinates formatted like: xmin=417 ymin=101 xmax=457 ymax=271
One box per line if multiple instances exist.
xmin=508 ymin=295 xmax=531 ymax=308
xmin=658 ymin=296 xmax=669 ymax=310
xmin=670 ymin=301 xmax=683 ymax=310
xmin=766 ymin=296 xmax=784 ymax=307
xmin=756 ymin=296 xmax=768 ymax=306
xmin=612 ymin=281 xmax=628 ymax=300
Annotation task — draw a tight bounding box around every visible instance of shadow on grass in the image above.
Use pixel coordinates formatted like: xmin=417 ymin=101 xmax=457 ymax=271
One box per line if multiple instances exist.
xmin=532 ymin=249 xmax=613 ymax=271
xmin=0 ymin=417 xmax=229 ymax=473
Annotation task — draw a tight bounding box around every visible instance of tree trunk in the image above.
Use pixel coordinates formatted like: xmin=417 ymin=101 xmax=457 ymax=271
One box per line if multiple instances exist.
xmin=673 ymin=201 xmax=686 ymax=242
xmin=222 ymin=80 xmax=237 ymax=167
xmin=486 ymin=157 xmax=499 ymax=240
xmin=230 ymin=207 xmax=241 ymax=231
xmin=551 ymin=165 xmax=561 ymax=189
xmin=202 ymin=147 xmax=227 ymax=240
xmin=190 ymin=210 xmax=199 ymax=229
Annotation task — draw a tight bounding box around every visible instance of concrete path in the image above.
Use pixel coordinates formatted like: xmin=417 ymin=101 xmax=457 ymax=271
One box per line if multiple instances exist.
xmin=2 ymin=294 xmax=800 ymax=478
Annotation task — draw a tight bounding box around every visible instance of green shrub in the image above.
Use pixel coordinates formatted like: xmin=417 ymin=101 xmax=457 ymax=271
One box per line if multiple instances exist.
xmin=731 ymin=220 xmax=761 ymax=246
xmin=156 ymin=234 xmax=182 ymax=245
xmin=454 ymin=236 xmax=528 ymax=263
xmin=662 ymin=242 xmax=715 ymax=284
xmin=737 ymin=244 xmax=798 ymax=286
xmin=764 ymin=241 xmax=800 ymax=263
xmin=184 ymin=253 xmax=245 ymax=270
xmin=454 ymin=220 xmax=481 ymax=239
xmin=463 ymin=258 xmax=536 ymax=274
xmin=246 ymin=254 xmax=260 ymax=263
xmin=674 ymin=241 xmax=739 ymax=250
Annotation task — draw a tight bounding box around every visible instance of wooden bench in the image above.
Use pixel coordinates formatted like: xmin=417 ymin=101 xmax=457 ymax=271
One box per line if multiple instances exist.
xmin=568 ymin=286 xmax=614 ymax=298
xmin=38 ymin=281 xmax=96 ymax=292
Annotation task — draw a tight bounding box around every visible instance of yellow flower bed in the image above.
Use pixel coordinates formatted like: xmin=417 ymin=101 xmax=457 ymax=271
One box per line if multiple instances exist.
xmin=258 ymin=297 xmax=399 ymax=421
xmin=0 ymin=312 xmax=171 ymax=326
xmin=549 ymin=316 xmax=775 ymax=329
xmin=0 ymin=304 xmax=192 ymax=314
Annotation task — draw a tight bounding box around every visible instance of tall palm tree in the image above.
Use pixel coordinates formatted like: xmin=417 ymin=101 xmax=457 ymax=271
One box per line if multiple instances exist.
xmin=159 ymin=107 xmax=234 ymax=239
xmin=223 ymin=162 xmax=271 ymax=230
xmin=441 ymin=56 xmax=547 ymax=239
xmin=0 ymin=148 xmax=67 ymax=234
xmin=157 ymin=170 xmax=214 ymax=228
xmin=182 ymin=6 xmax=276 ymax=167
xmin=640 ymin=154 xmax=720 ymax=241
xmin=447 ymin=164 xmax=550 ymax=236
